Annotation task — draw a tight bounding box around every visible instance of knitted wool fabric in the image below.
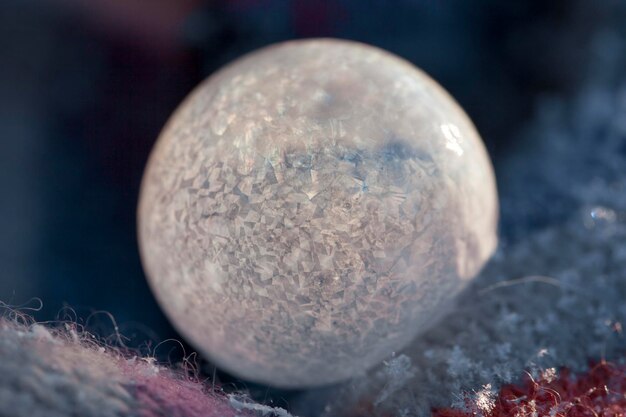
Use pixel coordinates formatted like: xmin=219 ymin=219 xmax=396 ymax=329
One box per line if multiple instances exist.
xmin=0 ymin=317 xmax=265 ymax=417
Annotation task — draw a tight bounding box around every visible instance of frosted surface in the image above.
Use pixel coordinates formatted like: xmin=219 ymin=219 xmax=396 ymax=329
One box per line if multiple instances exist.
xmin=138 ymin=39 xmax=498 ymax=387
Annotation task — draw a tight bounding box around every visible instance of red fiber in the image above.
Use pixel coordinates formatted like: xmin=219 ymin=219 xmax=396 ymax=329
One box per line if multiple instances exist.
xmin=434 ymin=361 xmax=626 ymax=417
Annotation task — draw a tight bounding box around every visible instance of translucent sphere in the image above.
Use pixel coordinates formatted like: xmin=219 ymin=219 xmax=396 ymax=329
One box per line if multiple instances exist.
xmin=138 ymin=39 xmax=498 ymax=388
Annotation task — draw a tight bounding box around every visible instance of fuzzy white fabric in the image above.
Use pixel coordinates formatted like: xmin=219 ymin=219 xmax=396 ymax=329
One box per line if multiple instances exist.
xmin=0 ymin=319 xmax=261 ymax=417
xmin=0 ymin=322 xmax=136 ymax=417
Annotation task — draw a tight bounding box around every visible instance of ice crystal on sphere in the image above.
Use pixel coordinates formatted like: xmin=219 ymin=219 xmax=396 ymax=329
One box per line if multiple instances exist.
xmin=138 ymin=39 xmax=498 ymax=388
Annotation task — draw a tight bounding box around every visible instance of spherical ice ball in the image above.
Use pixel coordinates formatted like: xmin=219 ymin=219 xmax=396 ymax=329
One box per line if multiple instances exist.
xmin=138 ymin=39 xmax=498 ymax=388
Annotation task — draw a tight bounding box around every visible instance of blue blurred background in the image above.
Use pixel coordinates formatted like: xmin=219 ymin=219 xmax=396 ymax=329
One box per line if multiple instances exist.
xmin=0 ymin=0 xmax=624 ymax=404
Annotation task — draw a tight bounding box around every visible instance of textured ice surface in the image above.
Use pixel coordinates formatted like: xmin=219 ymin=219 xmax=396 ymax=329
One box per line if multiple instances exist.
xmin=138 ymin=39 xmax=498 ymax=387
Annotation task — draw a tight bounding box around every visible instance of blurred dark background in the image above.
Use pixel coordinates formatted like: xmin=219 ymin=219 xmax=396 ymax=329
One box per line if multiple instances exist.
xmin=0 ymin=0 xmax=624 ymax=402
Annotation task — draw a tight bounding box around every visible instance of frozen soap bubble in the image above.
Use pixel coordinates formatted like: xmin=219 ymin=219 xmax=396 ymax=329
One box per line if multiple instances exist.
xmin=138 ymin=39 xmax=498 ymax=388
